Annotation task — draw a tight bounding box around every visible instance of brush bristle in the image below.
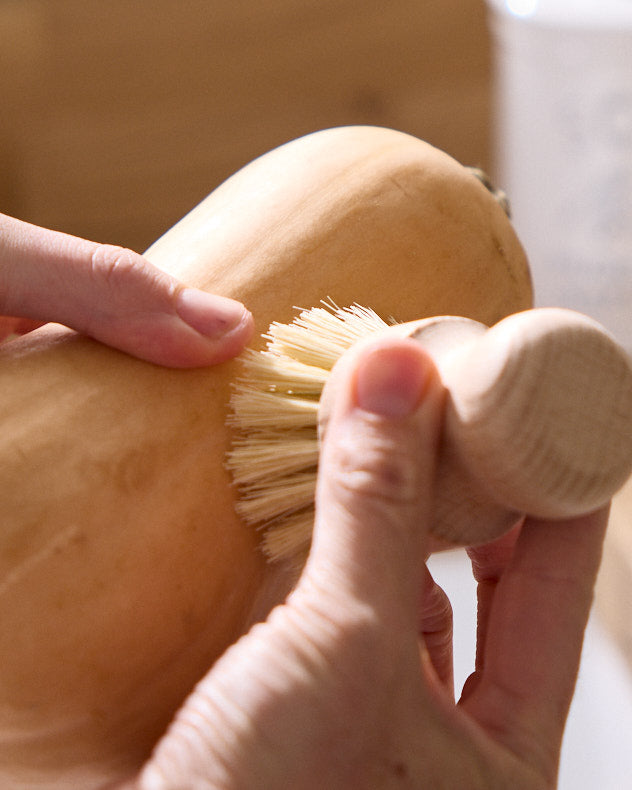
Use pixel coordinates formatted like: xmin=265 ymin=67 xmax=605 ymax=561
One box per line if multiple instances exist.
xmin=226 ymin=301 xmax=393 ymax=567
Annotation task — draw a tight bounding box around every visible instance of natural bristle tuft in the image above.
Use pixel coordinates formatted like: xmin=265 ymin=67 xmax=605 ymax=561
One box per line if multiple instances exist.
xmin=226 ymin=301 xmax=393 ymax=567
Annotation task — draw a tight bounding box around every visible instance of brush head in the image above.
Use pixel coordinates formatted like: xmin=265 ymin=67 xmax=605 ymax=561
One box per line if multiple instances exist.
xmin=226 ymin=302 xmax=394 ymax=566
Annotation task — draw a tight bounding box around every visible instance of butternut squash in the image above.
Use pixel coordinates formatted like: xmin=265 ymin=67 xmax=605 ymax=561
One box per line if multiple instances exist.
xmin=0 ymin=126 xmax=532 ymax=788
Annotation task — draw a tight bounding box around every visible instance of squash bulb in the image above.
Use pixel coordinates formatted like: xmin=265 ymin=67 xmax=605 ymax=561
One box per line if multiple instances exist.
xmin=0 ymin=126 xmax=531 ymax=787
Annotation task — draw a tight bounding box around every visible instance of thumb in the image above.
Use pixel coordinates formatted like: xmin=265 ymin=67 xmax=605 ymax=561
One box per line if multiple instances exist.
xmin=0 ymin=214 xmax=253 ymax=367
xmin=304 ymin=336 xmax=445 ymax=629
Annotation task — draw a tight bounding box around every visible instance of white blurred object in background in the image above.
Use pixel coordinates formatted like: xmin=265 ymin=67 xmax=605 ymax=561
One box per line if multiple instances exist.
xmin=429 ymin=549 xmax=632 ymax=790
xmin=486 ymin=0 xmax=632 ymax=351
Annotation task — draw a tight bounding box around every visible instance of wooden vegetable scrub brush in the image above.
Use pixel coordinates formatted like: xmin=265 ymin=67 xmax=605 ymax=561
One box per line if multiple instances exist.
xmin=227 ymin=302 xmax=632 ymax=569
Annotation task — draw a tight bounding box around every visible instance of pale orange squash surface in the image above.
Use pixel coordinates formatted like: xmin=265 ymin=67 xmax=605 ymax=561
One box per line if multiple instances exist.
xmin=0 ymin=126 xmax=532 ymax=788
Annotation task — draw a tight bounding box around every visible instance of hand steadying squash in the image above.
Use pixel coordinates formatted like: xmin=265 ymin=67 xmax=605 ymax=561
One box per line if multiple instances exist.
xmin=0 ymin=126 xmax=531 ymax=788
xmin=0 ymin=212 xmax=254 ymax=366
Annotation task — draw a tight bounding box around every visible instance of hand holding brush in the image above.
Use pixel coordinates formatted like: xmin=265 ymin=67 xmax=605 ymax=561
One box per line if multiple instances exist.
xmin=127 ymin=330 xmax=609 ymax=790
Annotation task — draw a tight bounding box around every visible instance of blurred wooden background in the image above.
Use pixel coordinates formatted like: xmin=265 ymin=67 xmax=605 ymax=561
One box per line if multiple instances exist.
xmin=0 ymin=0 xmax=492 ymax=252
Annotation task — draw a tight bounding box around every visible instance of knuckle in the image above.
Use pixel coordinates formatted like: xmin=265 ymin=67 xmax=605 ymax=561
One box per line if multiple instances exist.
xmin=89 ymin=244 xmax=143 ymax=288
xmin=332 ymin=421 xmax=420 ymax=506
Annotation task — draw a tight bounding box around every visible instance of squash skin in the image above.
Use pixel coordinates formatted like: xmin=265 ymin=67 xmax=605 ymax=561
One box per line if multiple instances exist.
xmin=0 ymin=126 xmax=532 ymax=786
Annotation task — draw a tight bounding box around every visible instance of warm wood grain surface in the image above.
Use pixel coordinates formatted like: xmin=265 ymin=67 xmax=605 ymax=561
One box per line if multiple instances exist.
xmin=411 ymin=309 xmax=632 ymax=545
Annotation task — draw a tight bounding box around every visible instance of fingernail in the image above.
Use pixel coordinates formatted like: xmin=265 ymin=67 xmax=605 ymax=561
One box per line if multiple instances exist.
xmin=176 ymin=288 xmax=251 ymax=338
xmin=354 ymin=343 xmax=429 ymax=418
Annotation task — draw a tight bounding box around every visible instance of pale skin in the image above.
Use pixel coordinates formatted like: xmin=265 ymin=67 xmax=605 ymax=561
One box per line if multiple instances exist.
xmin=0 ymin=213 xmax=254 ymax=366
xmin=1 ymin=215 xmax=608 ymax=789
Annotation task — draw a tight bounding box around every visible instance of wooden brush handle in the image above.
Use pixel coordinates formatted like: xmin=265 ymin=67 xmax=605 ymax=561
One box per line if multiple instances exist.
xmin=396 ymin=308 xmax=632 ymax=545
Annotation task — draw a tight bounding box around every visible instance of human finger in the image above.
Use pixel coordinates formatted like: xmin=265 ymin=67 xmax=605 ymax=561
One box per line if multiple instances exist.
xmin=303 ymin=335 xmax=445 ymax=634
xmin=460 ymin=507 xmax=608 ymax=780
xmin=0 ymin=214 xmax=253 ymax=367
xmin=465 ymin=522 xmax=523 ymax=676
xmin=419 ymin=565 xmax=454 ymax=697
